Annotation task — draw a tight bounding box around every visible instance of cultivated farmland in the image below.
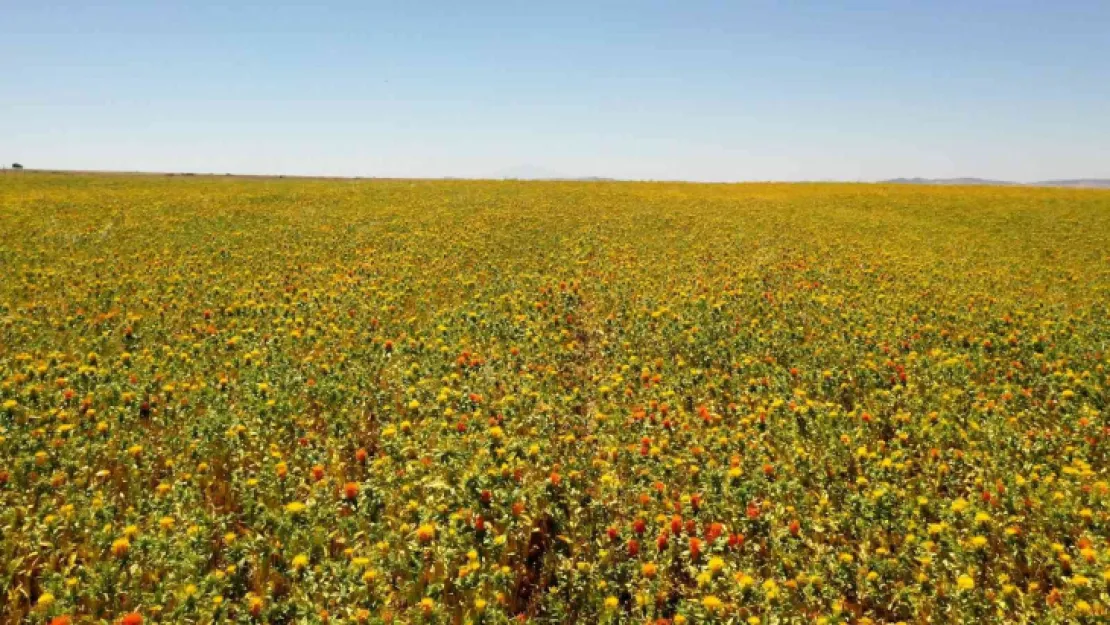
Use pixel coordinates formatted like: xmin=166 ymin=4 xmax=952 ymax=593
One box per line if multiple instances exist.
xmin=1 ymin=174 xmax=1108 ymax=624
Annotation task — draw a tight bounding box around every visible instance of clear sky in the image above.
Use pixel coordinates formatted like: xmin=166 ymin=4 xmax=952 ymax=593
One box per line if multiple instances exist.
xmin=3 ymin=1 xmax=1109 ymax=181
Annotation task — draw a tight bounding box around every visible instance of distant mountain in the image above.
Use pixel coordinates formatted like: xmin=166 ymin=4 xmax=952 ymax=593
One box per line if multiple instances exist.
xmin=886 ymin=177 xmax=1110 ymax=188
xmin=493 ymin=165 xmax=615 ymax=182
xmin=885 ymin=177 xmax=1017 ymax=186
xmin=1036 ymin=179 xmax=1110 ymax=188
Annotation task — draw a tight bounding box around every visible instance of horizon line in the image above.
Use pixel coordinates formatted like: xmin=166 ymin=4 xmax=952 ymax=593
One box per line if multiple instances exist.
xmin=3 ymin=167 xmax=1109 ymax=189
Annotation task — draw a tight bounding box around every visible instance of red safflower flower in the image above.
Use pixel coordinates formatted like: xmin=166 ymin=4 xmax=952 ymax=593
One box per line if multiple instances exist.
xmin=120 ymin=613 xmax=143 ymax=625
xmin=747 ymin=502 xmax=761 ymax=519
xmin=706 ymin=522 xmax=724 ymax=542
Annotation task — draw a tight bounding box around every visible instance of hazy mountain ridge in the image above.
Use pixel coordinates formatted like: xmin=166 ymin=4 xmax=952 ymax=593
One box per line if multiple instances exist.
xmin=886 ymin=177 xmax=1110 ymax=188
xmin=493 ymin=165 xmax=616 ymax=182
xmin=1036 ymin=179 xmax=1110 ymax=188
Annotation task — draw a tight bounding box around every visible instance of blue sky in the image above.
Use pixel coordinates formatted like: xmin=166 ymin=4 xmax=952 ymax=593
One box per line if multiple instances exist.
xmin=3 ymin=1 xmax=1108 ymax=181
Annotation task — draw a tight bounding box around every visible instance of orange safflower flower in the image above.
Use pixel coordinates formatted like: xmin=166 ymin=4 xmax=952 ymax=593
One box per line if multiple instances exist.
xmin=416 ymin=523 xmax=436 ymax=543
xmin=111 ymin=537 xmax=130 ymax=558
xmin=343 ymin=482 xmax=360 ymax=500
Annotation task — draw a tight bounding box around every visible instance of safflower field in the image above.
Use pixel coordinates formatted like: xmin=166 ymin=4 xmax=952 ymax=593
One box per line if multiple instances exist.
xmin=1 ymin=173 xmax=1108 ymax=625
